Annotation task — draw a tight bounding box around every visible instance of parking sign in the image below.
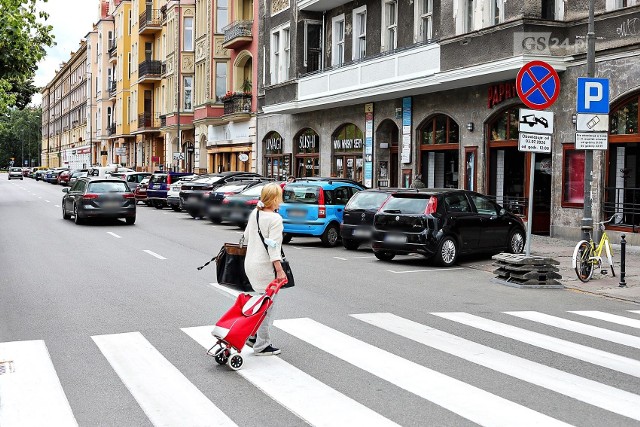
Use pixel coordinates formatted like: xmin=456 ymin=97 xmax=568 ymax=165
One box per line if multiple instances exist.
xmin=577 ymin=78 xmax=609 ymax=114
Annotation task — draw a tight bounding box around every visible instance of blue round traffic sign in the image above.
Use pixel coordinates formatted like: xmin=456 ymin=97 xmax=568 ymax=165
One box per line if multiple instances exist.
xmin=516 ymin=61 xmax=560 ymax=110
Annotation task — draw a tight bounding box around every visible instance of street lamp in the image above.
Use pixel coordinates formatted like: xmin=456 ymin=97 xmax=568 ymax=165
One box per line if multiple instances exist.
xmin=581 ymin=0 xmax=596 ymax=241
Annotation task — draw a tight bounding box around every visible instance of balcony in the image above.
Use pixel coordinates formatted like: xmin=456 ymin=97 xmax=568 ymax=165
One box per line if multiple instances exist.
xmin=222 ymin=20 xmax=253 ymax=50
xmin=108 ymin=80 xmax=117 ymax=99
xmin=138 ymin=60 xmax=162 ymax=82
xmin=139 ymin=9 xmax=162 ymax=34
xmin=161 ymin=61 xmax=167 ymax=76
xmin=159 ymin=115 xmax=166 ymax=128
xmin=223 ymin=93 xmax=252 ymax=116
xmin=136 ymin=112 xmax=161 ymax=132
xmin=107 ymin=123 xmax=116 ymax=136
xmin=108 ymin=39 xmax=117 ymax=62
xmin=298 ymin=0 xmax=350 ymax=12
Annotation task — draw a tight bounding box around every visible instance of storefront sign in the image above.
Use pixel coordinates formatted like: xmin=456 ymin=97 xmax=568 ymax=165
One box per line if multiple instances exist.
xmin=115 ymin=147 xmax=126 ymax=155
xmin=575 ymin=132 xmax=608 ymax=150
xmin=488 ymin=82 xmax=517 ymax=109
xmin=364 ymin=105 xmax=374 ymax=188
xmin=402 ymin=97 xmax=411 ymax=164
xmin=333 ymin=139 xmax=363 ymax=150
xmin=264 ymin=131 xmax=284 ymax=154
xmin=297 ymin=130 xmax=318 ymax=153
xmin=238 ymin=153 xmax=249 ymax=162
xmin=518 ymin=132 xmax=552 ymax=153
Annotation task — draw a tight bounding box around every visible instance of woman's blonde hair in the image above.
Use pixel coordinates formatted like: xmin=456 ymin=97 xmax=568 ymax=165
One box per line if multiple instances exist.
xmin=259 ymin=183 xmax=283 ymax=210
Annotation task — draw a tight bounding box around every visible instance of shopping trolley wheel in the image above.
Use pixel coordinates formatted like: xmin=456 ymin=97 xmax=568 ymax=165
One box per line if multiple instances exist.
xmin=214 ymin=350 xmax=229 ymax=365
xmin=228 ymin=354 xmax=244 ymax=371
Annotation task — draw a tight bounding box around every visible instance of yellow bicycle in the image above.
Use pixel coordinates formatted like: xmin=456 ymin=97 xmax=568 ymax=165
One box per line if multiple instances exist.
xmin=572 ymin=215 xmax=618 ymax=282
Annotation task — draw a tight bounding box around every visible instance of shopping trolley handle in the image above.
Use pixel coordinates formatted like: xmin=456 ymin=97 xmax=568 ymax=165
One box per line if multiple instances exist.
xmin=266 ymin=277 xmax=288 ymax=293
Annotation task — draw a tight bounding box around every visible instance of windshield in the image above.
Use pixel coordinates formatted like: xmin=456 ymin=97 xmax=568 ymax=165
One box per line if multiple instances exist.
xmin=346 ymin=192 xmax=389 ymax=210
xmin=382 ymin=196 xmax=430 ymax=214
xmin=10 ymin=168 xmax=21 ymax=172
xmin=87 ymin=181 xmax=130 ymax=193
xmin=72 ymin=172 xmax=87 ymax=178
xmin=216 ymin=184 xmax=246 ymax=193
xmin=150 ymin=174 xmax=167 ymax=184
xmin=241 ymin=184 xmax=265 ymax=197
xmin=283 ymin=186 xmax=320 ymax=204
xmin=193 ymin=176 xmax=222 ymax=184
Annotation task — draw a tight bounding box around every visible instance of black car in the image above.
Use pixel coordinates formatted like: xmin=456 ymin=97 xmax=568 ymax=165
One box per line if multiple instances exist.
xmin=371 ymin=189 xmax=526 ymax=266
xmin=205 ymin=179 xmax=267 ymax=223
xmin=219 ymin=182 xmax=271 ymax=227
xmin=180 ymin=172 xmax=261 ymax=219
xmin=62 ymin=177 xmax=136 ymax=225
xmin=340 ymin=188 xmax=398 ymax=250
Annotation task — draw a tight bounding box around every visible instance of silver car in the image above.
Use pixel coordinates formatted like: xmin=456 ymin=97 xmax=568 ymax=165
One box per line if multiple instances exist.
xmin=108 ymin=172 xmax=152 ymax=192
xmin=8 ymin=167 xmax=23 ymax=180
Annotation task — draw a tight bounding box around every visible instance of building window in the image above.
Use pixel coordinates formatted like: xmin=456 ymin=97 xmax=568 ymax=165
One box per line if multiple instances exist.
xmin=383 ymin=0 xmax=398 ymax=52
xmin=184 ymin=76 xmax=193 ymax=111
xmin=332 ymin=123 xmax=364 ymax=181
xmin=184 ymin=17 xmax=194 ymax=51
xmin=304 ymin=21 xmax=322 ymax=73
xmin=215 ymin=62 xmax=227 ymax=102
xmin=295 ymin=128 xmax=320 ymax=178
xmin=217 ymin=0 xmax=228 ymax=33
xmin=562 ymin=146 xmax=585 ymax=207
xmin=489 ymin=0 xmax=503 ymax=25
xmin=465 ymin=0 xmax=475 ymax=32
xmin=353 ymin=7 xmax=367 ymax=60
xmin=607 ymin=0 xmax=637 ymax=10
xmin=541 ymin=0 xmax=564 ymax=19
xmin=332 ymin=15 xmax=345 ymax=66
xmin=128 ymin=53 xmax=131 ymax=78
xmin=415 ymin=0 xmax=432 ymax=42
xmin=263 ymin=131 xmax=291 ymax=179
xmin=271 ymin=26 xmax=290 ymax=84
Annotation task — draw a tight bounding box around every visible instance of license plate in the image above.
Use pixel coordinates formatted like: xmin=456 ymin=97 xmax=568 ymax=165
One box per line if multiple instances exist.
xmin=103 ymin=202 xmax=121 ymax=208
xmin=230 ymin=212 xmax=244 ymax=220
xmin=385 ymin=234 xmax=407 ymax=243
xmin=353 ymin=229 xmax=372 ymax=238
xmin=288 ymin=210 xmax=307 ymax=218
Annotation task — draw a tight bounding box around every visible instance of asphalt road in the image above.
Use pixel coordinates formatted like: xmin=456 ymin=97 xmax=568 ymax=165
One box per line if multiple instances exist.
xmin=2 ymin=174 xmax=640 ymax=427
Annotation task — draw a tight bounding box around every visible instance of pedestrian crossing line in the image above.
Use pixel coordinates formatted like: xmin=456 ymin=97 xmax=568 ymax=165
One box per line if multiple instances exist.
xmin=353 ymin=313 xmax=640 ymax=421
xmin=92 ymin=332 xmax=237 ymax=427
xmin=275 ymin=318 xmax=571 ymax=427
xmin=0 ymin=340 xmax=78 ymax=427
xmin=629 ymin=310 xmax=640 ymax=316
xmin=182 ymin=326 xmax=399 ymax=427
xmin=569 ymin=311 xmax=640 ymax=330
xmin=505 ymin=311 xmax=640 ymax=349
xmin=433 ymin=313 xmax=640 ymax=378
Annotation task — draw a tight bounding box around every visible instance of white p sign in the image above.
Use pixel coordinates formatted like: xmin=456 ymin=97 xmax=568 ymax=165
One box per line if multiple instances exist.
xmin=577 ymin=78 xmax=609 ymax=114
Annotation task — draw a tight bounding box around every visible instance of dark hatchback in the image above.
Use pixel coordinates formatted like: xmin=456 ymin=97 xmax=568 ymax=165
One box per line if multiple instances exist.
xmin=340 ymin=188 xmax=397 ymax=250
xmin=62 ymin=178 xmax=136 ymax=225
xmin=219 ymin=182 xmax=270 ymax=227
xmin=371 ymin=189 xmax=526 ymax=266
xmin=205 ymin=180 xmax=266 ymax=223
xmin=180 ymin=172 xmax=261 ymax=219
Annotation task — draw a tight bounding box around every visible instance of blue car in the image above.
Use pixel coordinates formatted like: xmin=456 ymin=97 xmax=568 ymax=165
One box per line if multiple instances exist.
xmin=146 ymin=171 xmax=194 ymax=209
xmin=279 ymin=178 xmax=364 ymax=247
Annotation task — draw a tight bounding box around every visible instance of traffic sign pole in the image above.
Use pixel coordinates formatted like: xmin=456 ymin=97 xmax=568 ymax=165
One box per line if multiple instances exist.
xmin=583 ymin=0 xmax=596 ymax=241
xmin=526 ymin=153 xmax=535 ymax=256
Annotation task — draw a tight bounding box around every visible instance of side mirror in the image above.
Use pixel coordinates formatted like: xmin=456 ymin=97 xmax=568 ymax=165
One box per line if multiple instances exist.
xmin=62 ymin=188 xmax=69 ymax=193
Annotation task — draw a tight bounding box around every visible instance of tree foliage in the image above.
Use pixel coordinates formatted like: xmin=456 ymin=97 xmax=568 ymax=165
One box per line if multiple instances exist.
xmin=0 ymin=0 xmax=54 ymax=112
xmin=0 ymin=108 xmax=42 ymax=167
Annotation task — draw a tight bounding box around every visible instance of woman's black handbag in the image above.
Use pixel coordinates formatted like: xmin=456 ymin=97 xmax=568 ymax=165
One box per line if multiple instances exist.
xmin=197 ymin=240 xmax=253 ymax=292
xmin=256 ymin=211 xmax=295 ymax=288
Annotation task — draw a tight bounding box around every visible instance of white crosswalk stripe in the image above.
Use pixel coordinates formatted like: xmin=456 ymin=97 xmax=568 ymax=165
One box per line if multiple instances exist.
xmin=353 ymin=312 xmax=640 ymax=421
xmin=275 ymin=317 xmax=571 ymax=427
xmin=505 ymin=311 xmax=640 ymax=349
xmin=182 ymin=326 xmax=400 ymax=427
xmin=0 ymin=340 xmax=78 ymax=427
xmin=92 ymin=332 xmax=237 ymax=427
xmin=569 ymin=311 xmax=640 ymax=329
xmin=433 ymin=312 xmax=640 ymax=378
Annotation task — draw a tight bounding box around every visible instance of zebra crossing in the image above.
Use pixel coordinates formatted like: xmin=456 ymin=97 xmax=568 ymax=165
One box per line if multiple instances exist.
xmin=2 ymin=309 xmax=640 ymax=426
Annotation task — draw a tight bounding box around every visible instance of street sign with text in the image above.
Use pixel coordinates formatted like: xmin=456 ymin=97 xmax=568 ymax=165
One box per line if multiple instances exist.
xmin=576 ymin=132 xmax=608 ymax=150
xmin=519 ymin=132 xmax=552 ymax=153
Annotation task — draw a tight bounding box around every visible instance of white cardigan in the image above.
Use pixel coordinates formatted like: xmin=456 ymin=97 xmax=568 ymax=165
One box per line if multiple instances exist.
xmin=243 ymin=209 xmax=283 ymax=293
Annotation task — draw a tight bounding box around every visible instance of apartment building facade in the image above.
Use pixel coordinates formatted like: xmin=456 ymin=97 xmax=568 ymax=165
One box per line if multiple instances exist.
xmin=257 ymin=0 xmax=640 ymax=241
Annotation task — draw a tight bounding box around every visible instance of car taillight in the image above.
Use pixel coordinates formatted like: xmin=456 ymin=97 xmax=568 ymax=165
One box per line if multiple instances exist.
xmin=222 ymin=198 xmax=231 ymax=204
xmin=83 ymin=193 xmax=99 ymax=200
xmin=317 ymin=188 xmax=326 ymax=218
xmin=425 ymin=197 xmax=438 ymax=215
xmin=246 ymin=199 xmax=258 ymax=206
xmin=123 ymin=193 xmax=135 ymax=199
xmin=203 ymin=191 xmax=211 ymax=197
xmin=318 ymin=188 xmax=325 ymax=205
xmin=167 ymin=175 xmax=172 ymax=185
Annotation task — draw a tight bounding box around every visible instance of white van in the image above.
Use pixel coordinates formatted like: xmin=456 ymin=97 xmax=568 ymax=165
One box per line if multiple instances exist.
xmin=87 ymin=165 xmax=134 ymax=179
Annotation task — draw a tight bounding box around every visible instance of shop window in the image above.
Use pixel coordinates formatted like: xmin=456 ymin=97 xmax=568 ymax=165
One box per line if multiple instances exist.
xmin=562 ymin=147 xmax=584 ymax=207
xmin=489 ymin=107 xmax=520 ymax=141
xmin=295 ymin=128 xmax=320 ymax=178
xmin=263 ymin=131 xmax=291 ymax=179
xmin=420 ymin=115 xmax=459 ymax=145
xmin=464 ymin=147 xmax=477 ymax=191
xmin=332 ymin=123 xmax=364 ymax=181
xmin=610 ymin=96 xmax=639 ymax=135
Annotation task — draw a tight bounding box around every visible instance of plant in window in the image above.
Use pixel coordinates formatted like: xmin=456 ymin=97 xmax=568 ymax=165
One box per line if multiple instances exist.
xmin=241 ymin=78 xmax=252 ymax=94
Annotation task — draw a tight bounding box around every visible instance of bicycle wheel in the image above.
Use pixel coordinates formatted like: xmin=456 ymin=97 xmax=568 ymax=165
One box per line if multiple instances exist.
xmin=575 ymin=242 xmax=594 ymax=282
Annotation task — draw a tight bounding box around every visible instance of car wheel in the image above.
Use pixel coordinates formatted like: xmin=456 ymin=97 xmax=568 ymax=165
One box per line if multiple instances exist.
xmin=125 ymin=216 xmax=136 ymax=225
xmin=507 ymin=229 xmax=525 ymax=254
xmin=73 ymin=204 xmax=84 ymax=225
xmin=171 ymin=205 xmax=182 ymax=212
xmin=321 ymin=223 xmax=340 ymax=247
xmin=62 ymin=204 xmax=71 ymax=220
xmin=282 ymin=233 xmax=292 ymax=244
xmin=210 ymin=216 xmax=222 ymax=224
xmin=342 ymin=239 xmax=360 ymax=251
xmin=188 ymin=210 xmax=198 ymax=219
xmin=374 ymin=251 xmax=396 ymax=261
xmin=154 ymin=201 xmax=163 ymax=209
xmin=436 ymin=236 xmax=458 ymax=267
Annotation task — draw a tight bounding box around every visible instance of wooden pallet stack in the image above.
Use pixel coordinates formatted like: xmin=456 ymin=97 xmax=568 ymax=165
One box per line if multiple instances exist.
xmin=492 ymin=253 xmax=563 ymax=289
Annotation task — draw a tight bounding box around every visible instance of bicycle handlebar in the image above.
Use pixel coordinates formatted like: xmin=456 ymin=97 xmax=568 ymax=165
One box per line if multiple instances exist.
xmin=595 ymin=214 xmax=621 ymax=226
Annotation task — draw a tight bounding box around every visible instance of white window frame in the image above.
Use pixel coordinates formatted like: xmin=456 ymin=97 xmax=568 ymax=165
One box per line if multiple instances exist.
xmin=184 ymin=76 xmax=193 ymax=111
xmin=216 ymin=0 xmax=229 ymax=33
xmin=184 ymin=17 xmax=194 ymax=51
xmin=332 ymin=14 xmax=345 ymax=66
xmin=382 ymin=0 xmax=398 ymax=52
xmin=352 ymin=7 xmax=367 ymax=60
xmin=270 ymin=24 xmax=291 ymax=84
xmin=465 ymin=0 xmax=475 ymax=33
xmin=606 ymin=0 xmax=637 ymax=10
xmin=215 ymin=62 xmax=227 ymax=102
xmin=414 ymin=0 xmax=432 ymax=43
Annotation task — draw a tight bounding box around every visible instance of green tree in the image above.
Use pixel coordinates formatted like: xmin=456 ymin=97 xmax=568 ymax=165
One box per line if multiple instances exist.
xmin=0 ymin=107 xmax=42 ymax=167
xmin=0 ymin=0 xmax=54 ymax=112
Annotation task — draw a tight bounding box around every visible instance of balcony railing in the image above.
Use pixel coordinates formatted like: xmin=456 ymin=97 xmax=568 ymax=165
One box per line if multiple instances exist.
xmin=604 ymin=187 xmax=640 ymax=232
xmin=223 ymin=94 xmax=252 ymax=115
xmin=138 ymin=60 xmax=162 ymax=79
xmin=159 ymin=115 xmax=166 ymax=127
xmin=138 ymin=112 xmax=161 ymax=130
xmin=222 ymin=20 xmax=253 ymax=49
xmin=139 ymin=9 xmax=162 ymax=33
xmin=108 ymin=39 xmax=117 ymax=59
xmin=108 ymin=80 xmax=117 ymax=97
xmin=107 ymin=123 xmax=116 ymax=136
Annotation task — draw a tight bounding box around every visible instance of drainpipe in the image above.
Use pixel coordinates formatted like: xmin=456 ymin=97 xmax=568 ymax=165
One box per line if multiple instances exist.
xmin=321 ymin=11 xmax=325 ymax=71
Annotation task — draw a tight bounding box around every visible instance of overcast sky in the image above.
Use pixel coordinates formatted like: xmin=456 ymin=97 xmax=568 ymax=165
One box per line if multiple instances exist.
xmin=33 ymin=0 xmax=97 ymax=104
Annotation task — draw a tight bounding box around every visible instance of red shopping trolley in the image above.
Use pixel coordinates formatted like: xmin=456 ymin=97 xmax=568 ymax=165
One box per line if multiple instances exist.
xmin=207 ymin=278 xmax=287 ymax=370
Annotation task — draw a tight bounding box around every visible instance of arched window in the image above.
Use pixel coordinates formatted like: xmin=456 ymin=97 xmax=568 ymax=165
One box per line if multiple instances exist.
xmin=419 ymin=114 xmax=459 ymax=145
xmin=417 ymin=114 xmax=459 ymax=188
xmin=294 ymin=128 xmax=319 ymax=178
xmin=489 ymin=107 xmax=519 ymax=141
xmin=263 ymin=131 xmax=290 ymax=179
xmin=332 ymin=123 xmax=364 ymax=181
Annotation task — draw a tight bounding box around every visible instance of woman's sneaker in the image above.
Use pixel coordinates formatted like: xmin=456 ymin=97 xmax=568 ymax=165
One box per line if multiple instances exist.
xmin=246 ymin=336 xmax=256 ymax=348
xmin=256 ymin=345 xmax=281 ymax=356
